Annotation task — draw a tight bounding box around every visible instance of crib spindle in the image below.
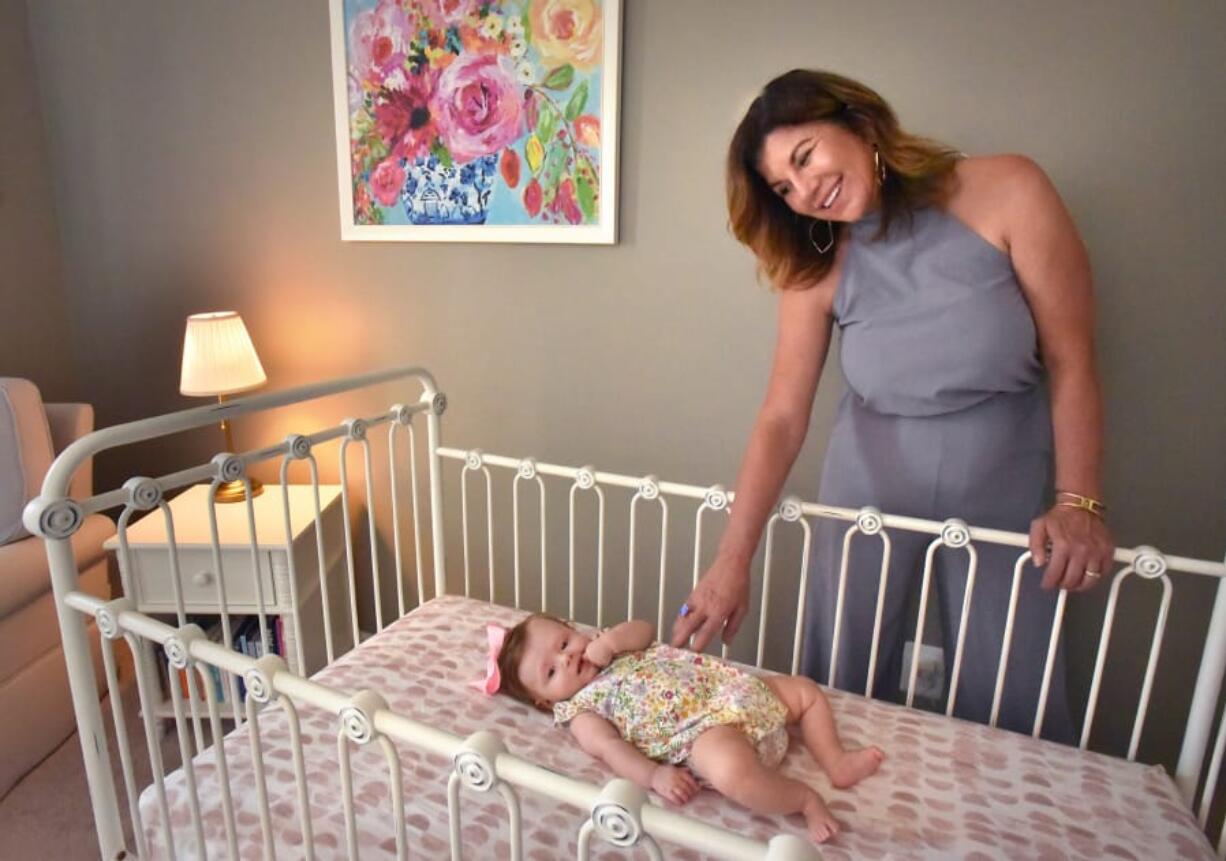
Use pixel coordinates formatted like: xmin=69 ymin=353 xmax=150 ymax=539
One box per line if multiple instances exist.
xmin=376 ymin=736 xmax=409 ymax=860
xmin=989 ymin=552 xmax=1032 ymax=727
xmin=788 ymin=511 xmax=814 ymax=677
xmin=245 ymin=695 xmax=277 ymax=861
xmin=98 ymin=608 xmax=148 ymax=859
xmin=853 ymin=509 xmax=891 ymax=698
xmin=757 ymin=513 xmax=783 ymax=669
xmin=627 ymin=477 xmax=665 ymax=624
xmin=1127 ymin=549 xmax=1175 ymax=759
xmin=350 ymin=422 xmax=386 ymax=632
xmin=942 ymin=524 xmax=978 ymax=718
xmin=406 ymin=420 xmax=427 ymax=608
xmin=567 ymin=467 xmax=605 ymax=625
xmin=203 ymin=481 xmax=247 ymax=724
xmin=195 ymin=662 xmax=239 ymax=860
xmin=339 ymin=437 xmax=363 ymax=648
xmin=165 ymin=628 xmax=209 ymax=859
xmin=905 ymin=537 xmax=943 ymax=709
xmin=126 ymin=630 xmax=176 ymax=858
xmin=827 ymin=522 xmax=858 ymax=687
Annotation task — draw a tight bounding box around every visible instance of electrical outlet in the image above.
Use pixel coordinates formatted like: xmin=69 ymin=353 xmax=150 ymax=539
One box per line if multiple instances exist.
xmin=900 ymin=641 xmax=944 ymax=701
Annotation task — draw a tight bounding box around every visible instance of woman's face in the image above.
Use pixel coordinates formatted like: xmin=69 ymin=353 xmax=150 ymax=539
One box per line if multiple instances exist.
xmin=757 ymin=121 xmax=879 ymax=222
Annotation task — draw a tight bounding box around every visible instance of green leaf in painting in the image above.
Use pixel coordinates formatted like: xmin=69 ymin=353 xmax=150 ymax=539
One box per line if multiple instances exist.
xmin=576 ymin=174 xmax=597 ymax=221
xmin=543 ymin=64 xmax=574 ymax=91
xmin=539 ymin=144 xmax=568 ymax=205
xmin=430 ymin=138 xmax=452 ymax=169
xmin=536 ymin=100 xmax=559 ymax=146
xmin=564 ymin=81 xmax=589 ymax=121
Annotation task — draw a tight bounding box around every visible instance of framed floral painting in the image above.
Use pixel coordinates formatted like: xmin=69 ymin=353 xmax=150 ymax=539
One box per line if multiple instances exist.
xmin=328 ymin=0 xmax=621 ymax=243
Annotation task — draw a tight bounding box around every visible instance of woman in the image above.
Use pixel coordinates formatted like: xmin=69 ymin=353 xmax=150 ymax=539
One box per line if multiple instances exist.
xmin=671 ymin=69 xmax=1114 ymax=737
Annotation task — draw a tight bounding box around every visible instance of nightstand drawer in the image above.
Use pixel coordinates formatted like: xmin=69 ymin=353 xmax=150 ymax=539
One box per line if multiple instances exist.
xmin=127 ymin=546 xmax=280 ymax=613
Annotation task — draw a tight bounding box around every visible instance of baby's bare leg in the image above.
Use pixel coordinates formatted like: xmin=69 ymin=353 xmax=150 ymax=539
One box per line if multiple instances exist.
xmin=765 ymin=675 xmax=884 ymax=789
xmin=688 ymin=725 xmax=839 ymax=843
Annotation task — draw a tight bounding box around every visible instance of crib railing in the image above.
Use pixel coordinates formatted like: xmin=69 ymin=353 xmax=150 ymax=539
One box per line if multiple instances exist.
xmin=25 ymin=366 xmax=1226 ymax=859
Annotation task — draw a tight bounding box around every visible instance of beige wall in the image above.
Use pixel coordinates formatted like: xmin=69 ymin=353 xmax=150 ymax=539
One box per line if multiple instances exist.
xmin=0 ymin=0 xmax=76 ymax=401
xmin=22 ymin=0 xmax=1226 ymax=770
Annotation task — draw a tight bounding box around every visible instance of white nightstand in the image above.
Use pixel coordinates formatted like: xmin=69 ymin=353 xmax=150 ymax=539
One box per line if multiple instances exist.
xmin=104 ymin=484 xmax=350 ymax=701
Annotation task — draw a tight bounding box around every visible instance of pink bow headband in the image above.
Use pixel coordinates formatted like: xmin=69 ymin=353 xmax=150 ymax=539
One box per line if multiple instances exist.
xmin=470 ymin=624 xmax=509 ymax=695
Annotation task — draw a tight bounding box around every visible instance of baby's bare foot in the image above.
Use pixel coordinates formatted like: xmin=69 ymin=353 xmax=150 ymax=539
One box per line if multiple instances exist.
xmin=803 ymin=794 xmax=841 ymax=843
xmin=828 ymin=746 xmax=885 ymax=789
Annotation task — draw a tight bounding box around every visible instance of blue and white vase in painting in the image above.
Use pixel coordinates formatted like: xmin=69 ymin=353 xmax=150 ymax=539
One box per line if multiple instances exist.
xmin=401 ymin=153 xmax=498 ymax=225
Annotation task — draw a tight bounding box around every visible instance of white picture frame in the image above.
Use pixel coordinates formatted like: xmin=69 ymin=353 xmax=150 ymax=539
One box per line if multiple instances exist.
xmin=328 ymin=0 xmax=621 ymax=244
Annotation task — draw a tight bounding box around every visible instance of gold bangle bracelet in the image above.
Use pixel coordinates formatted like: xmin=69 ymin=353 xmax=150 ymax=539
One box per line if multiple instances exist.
xmin=1055 ymin=490 xmax=1107 ymax=513
xmin=1056 ymin=499 xmax=1107 ymax=519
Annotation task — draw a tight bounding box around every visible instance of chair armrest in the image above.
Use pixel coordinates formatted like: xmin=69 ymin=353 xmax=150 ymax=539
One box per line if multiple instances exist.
xmin=44 ymin=403 xmax=94 ymax=500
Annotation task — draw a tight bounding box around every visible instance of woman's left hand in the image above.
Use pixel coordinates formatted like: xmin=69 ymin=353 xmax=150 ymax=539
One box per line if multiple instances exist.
xmin=1029 ymin=506 xmax=1115 ymax=592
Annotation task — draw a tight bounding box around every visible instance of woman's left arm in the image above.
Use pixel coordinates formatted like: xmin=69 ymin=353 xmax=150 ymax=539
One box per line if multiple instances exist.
xmin=1000 ymin=155 xmax=1116 ymax=591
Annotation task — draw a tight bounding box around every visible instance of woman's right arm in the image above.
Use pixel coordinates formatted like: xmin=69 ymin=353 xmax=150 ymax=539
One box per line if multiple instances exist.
xmin=671 ymin=280 xmax=835 ymax=651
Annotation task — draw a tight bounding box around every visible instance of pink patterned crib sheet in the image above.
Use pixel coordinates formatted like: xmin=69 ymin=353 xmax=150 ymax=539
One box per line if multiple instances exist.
xmin=140 ymin=595 xmax=1214 ymax=859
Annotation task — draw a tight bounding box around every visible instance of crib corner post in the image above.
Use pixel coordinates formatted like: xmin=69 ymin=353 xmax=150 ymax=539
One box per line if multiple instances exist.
xmin=1176 ymin=569 xmax=1226 ymax=804
xmin=25 ymin=496 xmax=126 ymax=859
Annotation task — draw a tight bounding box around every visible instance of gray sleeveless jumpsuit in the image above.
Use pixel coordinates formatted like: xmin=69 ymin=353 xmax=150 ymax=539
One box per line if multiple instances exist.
xmin=800 ymin=206 xmax=1073 ymax=741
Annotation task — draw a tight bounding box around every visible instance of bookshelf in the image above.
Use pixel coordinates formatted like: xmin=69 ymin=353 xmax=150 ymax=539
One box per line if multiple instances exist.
xmin=104 ymin=484 xmax=351 ymax=728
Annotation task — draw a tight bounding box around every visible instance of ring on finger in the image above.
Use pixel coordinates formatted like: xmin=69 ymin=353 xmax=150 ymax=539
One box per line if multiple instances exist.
xmin=679 ymin=603 xmax=691 ymax=618
xmin=1085 ymin=570 xmax=1102 ymax=579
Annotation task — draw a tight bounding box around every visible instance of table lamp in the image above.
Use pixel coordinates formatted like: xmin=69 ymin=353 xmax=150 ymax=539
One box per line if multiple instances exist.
xmin=180 ymin=311 xmax=267 ymax=503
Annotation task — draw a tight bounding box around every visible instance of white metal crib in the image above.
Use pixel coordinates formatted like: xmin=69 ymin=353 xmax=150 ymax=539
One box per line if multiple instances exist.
xmin=26 ymin=367 xmax=1226 ymax=860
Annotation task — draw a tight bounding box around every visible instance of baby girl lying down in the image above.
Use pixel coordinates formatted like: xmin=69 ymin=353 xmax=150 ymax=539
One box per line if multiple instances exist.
xmin=479 ymin=614 xmax=884 ymax=843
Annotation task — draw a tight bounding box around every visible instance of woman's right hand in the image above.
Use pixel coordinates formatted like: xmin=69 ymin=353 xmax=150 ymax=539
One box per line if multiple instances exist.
xmin=669 ymin=555 xmax=752 ymax=651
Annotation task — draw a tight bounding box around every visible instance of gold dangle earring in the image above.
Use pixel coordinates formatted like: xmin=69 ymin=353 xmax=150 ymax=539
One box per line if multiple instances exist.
xmin=809 ymin=219 xmax=834 ymax=254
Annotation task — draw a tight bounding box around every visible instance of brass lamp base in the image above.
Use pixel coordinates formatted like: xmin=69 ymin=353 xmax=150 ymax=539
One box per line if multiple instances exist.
xmin=214 ymin=476 xmax=264 ymax=504
xmin=213 ymin=393 xmax=263 ymax=503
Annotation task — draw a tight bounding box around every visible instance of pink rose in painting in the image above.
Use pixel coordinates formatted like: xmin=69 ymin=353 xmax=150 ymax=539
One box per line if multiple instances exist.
xmin=369 ymin=158 xmax=406 ymax=207
xmin=372 ymin=67 xmax=438 ymax=161
xmin=421 ymin=0 xmax=478 ymax=27
xmin=432 ymin=54 xmax=523 ymax=163
xmin=349 ymin=1 xmax=413 ymax=83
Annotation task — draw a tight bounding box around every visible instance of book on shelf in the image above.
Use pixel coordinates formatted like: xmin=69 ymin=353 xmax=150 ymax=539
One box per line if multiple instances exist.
xmin=158 ymin=614 xmax=281 ymax=709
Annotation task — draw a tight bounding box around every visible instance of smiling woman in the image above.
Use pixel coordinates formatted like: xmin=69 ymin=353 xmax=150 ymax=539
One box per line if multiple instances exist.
xmin=726 ymin=69 xmax=962 ymax=290
xmin=676 ymin=68 xmax=1115 ymax=743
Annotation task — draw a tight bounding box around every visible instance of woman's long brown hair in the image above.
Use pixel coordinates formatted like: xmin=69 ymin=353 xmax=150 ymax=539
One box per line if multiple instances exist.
xmin=727 ymin=69 xmax=961 ymax=290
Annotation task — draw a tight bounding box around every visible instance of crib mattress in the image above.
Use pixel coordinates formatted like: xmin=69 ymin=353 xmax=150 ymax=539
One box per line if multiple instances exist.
xmin=140 ymin=595 xmax=1213 ymax=860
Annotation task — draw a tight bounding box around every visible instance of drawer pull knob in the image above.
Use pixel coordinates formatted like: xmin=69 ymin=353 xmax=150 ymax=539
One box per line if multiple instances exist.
xmin=193 ymin=571 xmax=215 ymax=587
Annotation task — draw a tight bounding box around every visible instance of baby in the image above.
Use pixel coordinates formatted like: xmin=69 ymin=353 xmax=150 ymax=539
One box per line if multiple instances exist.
xmin=479 ymin=614 xmax=884 ymax=843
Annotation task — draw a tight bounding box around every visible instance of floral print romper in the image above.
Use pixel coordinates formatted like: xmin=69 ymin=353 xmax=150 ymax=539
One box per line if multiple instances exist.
xmin=553 ymin=644 xmax=790 ymax=766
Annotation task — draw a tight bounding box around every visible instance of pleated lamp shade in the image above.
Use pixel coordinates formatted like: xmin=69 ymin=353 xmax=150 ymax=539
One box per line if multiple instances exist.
xmin=179 ymin=312 xmax=267 ymax=397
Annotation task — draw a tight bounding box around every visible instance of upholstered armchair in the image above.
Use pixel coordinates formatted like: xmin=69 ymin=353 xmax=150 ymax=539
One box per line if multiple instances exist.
xmin=0 ymin=378 xmax=113 ymax=798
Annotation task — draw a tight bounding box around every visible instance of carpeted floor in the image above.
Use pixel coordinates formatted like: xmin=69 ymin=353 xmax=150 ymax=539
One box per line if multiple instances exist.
xmin=0 ymin=681 xmax=183 ymax=859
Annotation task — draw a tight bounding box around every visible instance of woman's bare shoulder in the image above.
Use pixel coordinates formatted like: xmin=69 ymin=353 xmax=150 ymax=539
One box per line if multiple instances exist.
xmin=946 ymin=155 xmax=1055 ymax=250
xmin=952 ymin=154 xmax=1051 ymax=201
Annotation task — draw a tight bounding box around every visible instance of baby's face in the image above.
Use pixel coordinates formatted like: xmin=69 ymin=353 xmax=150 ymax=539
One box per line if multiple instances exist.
xmin=517 ymin=618 xmax=600 ymax=708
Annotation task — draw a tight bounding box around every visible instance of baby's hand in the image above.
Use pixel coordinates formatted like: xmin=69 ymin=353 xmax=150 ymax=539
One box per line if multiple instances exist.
xmin=584 ymin=636 xmax=615 ymax=668
xmin=650 ymin=765 xmax=699 ymax=806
